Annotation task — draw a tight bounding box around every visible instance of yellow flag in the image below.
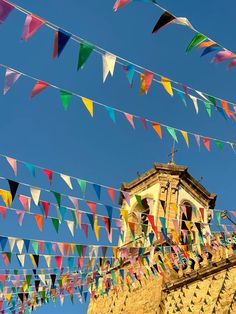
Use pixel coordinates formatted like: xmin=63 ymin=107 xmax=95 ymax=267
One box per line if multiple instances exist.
xmin=30 ymin=254 xmax=37 ymax=268
xmin=185 ymin=221 xmax=191 ymax=231
xmin=120 ymin=209 xmax=128 ymax=224
xmin=161 ymin=76 xmax=173 ymax=96
xmin=0 ymin=189 xmax=12 ymax=207
xmin=140 ymin=73 xmax=146 ymax=95
xmin=82 ymin=97 xmax=93 ymax=117
xmin=113 ymin=247 xmax=118 ymax=259
xmin=94 ymin=215 xmax=100 ymax=241
xmin=181 ymin=130 xmax=189 ymax=147
xmin=170 ymin=203 xmax=178 ymax=214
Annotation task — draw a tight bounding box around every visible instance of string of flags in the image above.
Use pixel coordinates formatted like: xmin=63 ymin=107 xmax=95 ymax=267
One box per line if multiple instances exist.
xmin=1 ymin=64 xmax=236 ymax=153
xmin=1 ymin=1 xmax=236 ymax=122
xmin=114 ymin=1 xmax=236 ymax=71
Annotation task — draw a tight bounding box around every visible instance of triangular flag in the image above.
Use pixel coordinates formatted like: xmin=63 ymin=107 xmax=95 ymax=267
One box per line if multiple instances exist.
xmin=123 ymin=63 xmax=135 ymax=86
xmin=60 ymin=174 xmax=73 ymax=189
xmin=186 ymin=33 xmax=207 ymax=52
xmin=189 ymin=95 xmax=199 ymax=114
xmin=106 ymin=106 xmax=116 ymax=123
xmin=60 ymin=90 xmax=72 ymax=110
xmin=68 ymin=196 xmax=78 ymax=209
xmin=34 ymin=214 xmax=43 ymax=231
xmin=124 ymin=112 xmax=135 ymax=128
xmin=44 ymin=255 xmax=51 ymax=268
xmin=7 ymin=180 xmax=19 ymax=201
xmin=81 ymin=223 xmax=88 ymax=238
xmin=6 ymin=156 xmax=17 ymax=175
xmin=102 ymin=53 xmax=116 ymax=82
xmin=181 ymin=131 xmax=189 ymax=147
xmin=0 ymin=206 xmax=6 ymax=219
xmin=77 ymin=179 xmax=86 ymax=195
xmin=77 ymin=41 xmax=94 ymax=70
xmin=43 ymin=168 xmax=53 ymax=184
xmin=221 ymin=100 xmax=230 ymax=117
xmin=199 ymin=208 xmax=204 ymax=221
xmin=18 ymin=194 xmax=31 ymax=211
xmin=173 ymin=17 xmax=193 ymax=29
xmin=3 ymin=68 xmax=21 ymax=95
xmin=93 ymin=184 xmax=101 ymax=200
xmin=52 ymin=218 xmax=59 ymax=233
xmin=203 ymin=137 xmax=210 ymax=151
xmin=67 ymin=220 xmax=74 ymax=237
xmin=16 ymin=240 xmax=24 ymax=254
xmin=152 ymin=11 xmax=176 ymax=33
xmin=30 ymin=254 xmax=39 ymax=268
xmin=113 ymin=0 xmax=130 ymax=11
xmin=167 ymin=127 xmax=178 ymax=142
xmin=17 ymin=254 xmax=25 ymax=267
xmin=53 ymin=29 xmax=71 ymax=58
xmin=161 ymin=76 xmax=173 ymax=96
xmin=25 ymin=163 xmax=36 ymax=177
xmin=122 ymin=191 xmax=130 ymax=206
xmin=135 ymin=195 xmax=143 ymax=208
xmin=152 ymin=122 xmax=162 ymax=139
xmin=51 ymin=191 xmax=61 ymax=207
xmin=30 ymin=80 xmax=49 ymax=98
xmin=215 ymin=140 xmax=223 ymax=151
xmin=8 ymin=238 xmax=15 ymax=252
xmin=55 ymin=256 xmax=62 ymax=269
xmin=212 ymin=50 xmax=236 ymax=64
xmin=21 ymin=14 xmax=45 ymax=40
xmin=81 ymin=97 xmax=93 ymax=117
xmin=107 ymin=188 xmax=115 ymax=203
xmin=30 ymin=187 xmax=41 ymax=205
xmin=16 ymin=210 xmax=25 ymax=226
xmin=40 ymin=200 xmax=50 ymax=218
xmin=86 ymin=201 xmax=96 ymax=215
xmin=0 ymin=189 xmax=12 ymax=207
xmin=204 ymin=102 xmax=212 ymax=117
xmin=140 ymin=117 xmax=148 ymax=129
xmin=0 ymin=0 xmax=15 ymax=24
xmin=194 ymin=134 xmax=201 ymax=149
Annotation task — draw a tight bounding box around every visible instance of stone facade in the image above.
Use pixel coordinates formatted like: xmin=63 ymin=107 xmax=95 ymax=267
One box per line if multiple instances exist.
xmin=88 ymin=162 xmax=235 ymax=314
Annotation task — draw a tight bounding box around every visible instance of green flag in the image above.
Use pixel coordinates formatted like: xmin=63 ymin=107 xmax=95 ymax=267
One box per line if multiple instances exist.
xmin=31 ymin=240 xmax=39 ymax=254
xmin=135 ymin=195 xmax=143 ymax=208
xmin=167 ymin=127 xmax=178 ymax=142
xmin=207 ymin=96 xmax=217 ymax=107
xmin=186 ymin=33 xmax=207 ymax=53
xmin=77 ymin=179 xmax=86 ymax=195
xmin=77 ymin=41 xmax=94 ymax=70
xmin=204 ymin=102 xmax=211 ymax=117
xmin=51 ymin=191 xmax=61 ymax=207
xmin=215 ymin=140 xmax=223 ymax=151
xmin=52 ymin=218 xmax=59 ymax=233
xmin=60 ymin=90 xmax=72 ymax=110
xmin=26 ymin=275 xmax=32 ymax=286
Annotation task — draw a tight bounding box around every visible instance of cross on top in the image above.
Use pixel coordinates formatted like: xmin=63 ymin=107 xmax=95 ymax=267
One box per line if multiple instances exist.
xmin=168 ymin=140 xmax=178 ymax=164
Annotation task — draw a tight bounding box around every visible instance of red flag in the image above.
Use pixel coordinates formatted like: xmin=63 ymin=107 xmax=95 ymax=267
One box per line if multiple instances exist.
xmin=86 ymin=201 xmax=96 ymax=215
xmin=43 ymin=169 xmax=53 ymax=184
xmin=40 ymin=200 xmax=50 ymax=218
xmin=203 ymin=137 xmax=210 ymax=151
xmin=30 ymin=80 xmax=49 ymax=98
xmin=199 ymin=208 xmax=204 ymax=221
xmin=113 ymin=0 xmax=131 ymax=11
xmin=107 ymin=188 xmax=115 ymax=203
xmin=55 ymin=256 xmax=62 ymax=269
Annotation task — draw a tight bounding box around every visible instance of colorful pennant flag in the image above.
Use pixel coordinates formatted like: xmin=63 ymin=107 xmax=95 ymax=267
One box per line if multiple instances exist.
xmin=152 ymin=11 xmax=176 ymax=33
xmin=0 ymin=0 xmax=15 ymax=24
xmin=152 ymin=122 xmax=162 ymax=139
xmin=30 ymin=80 xmax=49 ymax=98
xmin=53 ymin=29 xmax=71 ymax=58
xmin=60 ymin=90 xmax=72 ymax=110
xmin=81 ymin=97 xmax=93 ymax=117
xmin=186 ymin=33 xmax=207 ymax=53
xmin=161 ymin=76 xmax=173 ymax=96
xmin=21 ymin=14 xmax=45 ymax=40
xmin=113 ymin=0 xmax=131 ymax=11
xmin=3 ymin=68 xmax=21 ymax=95
xmin=102 ymin=53 xmax=116 ymax=82
xmin=6 ymin=156 xmax=17 ymax=175
xmin=124 ymin=112 xmax=135 ymax=128
xmin=77 ymin=41 xmax=94 ymax=70
xmin=43 ymin=168 xmax=53 ymax=184
xmin=60 ymin=174 xmax=73 ymax=189
xmin=167 ymin=127 xmax=178 ymax=142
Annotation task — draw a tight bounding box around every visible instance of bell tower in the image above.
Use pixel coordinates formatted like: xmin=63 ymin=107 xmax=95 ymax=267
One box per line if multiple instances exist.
xmin=119 ymin=162 xmax=216 ymax=247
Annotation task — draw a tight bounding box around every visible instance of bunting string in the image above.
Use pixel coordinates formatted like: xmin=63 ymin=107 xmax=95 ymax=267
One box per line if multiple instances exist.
xmin=114 ymin=1 xmax=236 ymax=71
xmin=0 ymin=1 xmax=236 ymax=119
xmin=0 ymin=63 xmax=235 ymax=153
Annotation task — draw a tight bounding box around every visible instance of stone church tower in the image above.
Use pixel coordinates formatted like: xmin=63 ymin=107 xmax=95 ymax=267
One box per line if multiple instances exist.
xmin=88 ymin=162 xmax=236 ymax=314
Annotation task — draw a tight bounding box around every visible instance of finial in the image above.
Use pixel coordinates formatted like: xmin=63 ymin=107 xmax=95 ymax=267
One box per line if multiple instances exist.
xmin=168 ymin=140 xmax=178 ymax=164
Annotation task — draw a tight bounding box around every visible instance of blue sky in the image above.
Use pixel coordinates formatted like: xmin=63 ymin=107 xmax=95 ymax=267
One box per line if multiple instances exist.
xmin=0 ymin=0 xmax=236 ymax=313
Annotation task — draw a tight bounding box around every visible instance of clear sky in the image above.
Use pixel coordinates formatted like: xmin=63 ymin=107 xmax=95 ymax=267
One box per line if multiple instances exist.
xmin=0 ymin=0 xmax=235 ymax=313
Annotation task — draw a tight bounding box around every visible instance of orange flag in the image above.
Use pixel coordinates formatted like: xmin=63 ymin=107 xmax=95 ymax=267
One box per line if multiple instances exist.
xmin=34 ymin=214 xmax=43 ymax=231
xmin=152 ymin=122 xmax=162 ymax=139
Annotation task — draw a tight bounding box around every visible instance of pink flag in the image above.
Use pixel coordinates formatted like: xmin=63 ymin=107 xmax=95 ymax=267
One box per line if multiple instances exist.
xmin=212 ymin=50 xmax=236 ymax=64
xmin=68 ymin=196 xmax=78 ymax=210
xmin=181 ymin=205 xmax=187 ymax=217
xmin=30 ymin=80 xmax=49 ymax=98
xmin=194 ymin=134 xmax=201 ymax=149
xmin=18 ymin=195 xmax=31 ymax=211
xmin=16 ymin=210 xmax=25 ymax=226
xmin=140 ymin=117 xmax=148 ymax=130
xmin=81 ymin=223 xmax=88 ymax=238
xmin=113 ymin=0 xmax=131 ymax=11
xmin=227 ymin=58 xmax=236 ymax=69
xmin=107 ymin=188 xmax=115 ymax=203
xmin=6 ymin=156 xmax=17 ymax=175
xmin=0 ymin=0 xmax=15 ymax=24
xmin=172 ymin=219 xmax=179 ymax=234
xmin=122 ymin=191 xmax=130 ymax=206
xmin=124 ymin=112 xmax=135 ymax=129
xmin=86 ymin=201 xmax=96 ymax=215
xmin=3 ymin=68 xmax=21 ymax=95
xmin=22 ymin=14 xmax=45 ymax=40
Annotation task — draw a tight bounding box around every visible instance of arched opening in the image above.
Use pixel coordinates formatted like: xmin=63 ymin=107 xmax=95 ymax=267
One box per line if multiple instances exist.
xmin=140 ymin=198 xmax=150 ymax=226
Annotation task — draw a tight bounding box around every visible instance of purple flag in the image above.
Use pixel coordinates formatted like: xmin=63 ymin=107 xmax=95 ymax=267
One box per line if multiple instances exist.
xmin=4 ymin=68 xmax=21 ymax=95
xmin=0 ymin=0 xmax=15 ymax=24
